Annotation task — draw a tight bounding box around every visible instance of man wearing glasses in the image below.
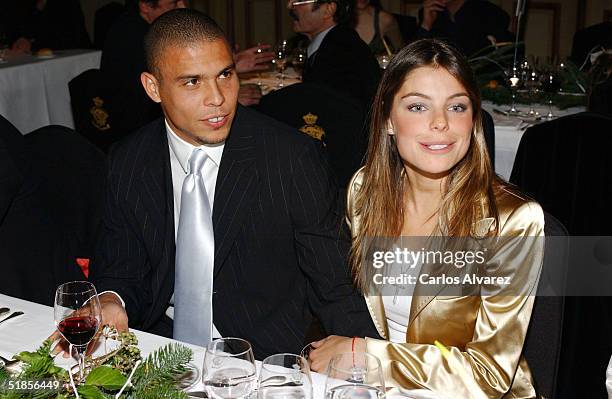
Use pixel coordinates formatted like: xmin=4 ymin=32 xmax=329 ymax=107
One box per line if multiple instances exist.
xmin=287 ymin=0 xmax=380 ymax=106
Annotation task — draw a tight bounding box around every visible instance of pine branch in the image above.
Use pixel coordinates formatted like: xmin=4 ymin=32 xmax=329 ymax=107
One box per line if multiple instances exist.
xmin=131 ymin=343 xmax=192 ymax=392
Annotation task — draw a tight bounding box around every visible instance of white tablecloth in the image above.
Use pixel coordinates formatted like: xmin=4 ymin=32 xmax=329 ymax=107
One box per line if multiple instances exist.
xmin=0 ymin=294 xmax=441 ymax=398
xmin=482 ymin=101 xmax=586 ymax=181
xmin=0 ymin=50 xmax=101 ymax=134
xmin=0 ymin=294 xmax=330 ymax=398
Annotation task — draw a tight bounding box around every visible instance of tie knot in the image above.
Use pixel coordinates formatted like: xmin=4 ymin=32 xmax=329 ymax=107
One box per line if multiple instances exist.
xmin=188 ymin=148 xmax=208 ymax=175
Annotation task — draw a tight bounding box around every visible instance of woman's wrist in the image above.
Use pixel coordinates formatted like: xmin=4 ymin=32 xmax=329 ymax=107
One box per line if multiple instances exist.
xmin=352 ymin=337 xmax=366 ymax=353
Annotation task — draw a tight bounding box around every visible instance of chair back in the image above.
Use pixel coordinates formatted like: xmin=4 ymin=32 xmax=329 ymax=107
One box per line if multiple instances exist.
xmin=69 ymin=68 xmax=123 ymax=153
xmin=257 ymin=83 xmax=368 ymax=190
xmin=523 ymin=212 xmax=567 ymax=399
xmin=510 ymin=112 xmax=612 ymax=397
xmin=0 ymin=125 xmax=105 ymax=305
xmin=509 ymin=112 xmax=612 ymax=235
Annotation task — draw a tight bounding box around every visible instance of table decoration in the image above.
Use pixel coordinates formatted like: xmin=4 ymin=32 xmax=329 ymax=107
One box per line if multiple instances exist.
xmin=0 ymin=326 xmax=193 ymax=399
xmin=468 ymin=42 xmax=588 ymax=110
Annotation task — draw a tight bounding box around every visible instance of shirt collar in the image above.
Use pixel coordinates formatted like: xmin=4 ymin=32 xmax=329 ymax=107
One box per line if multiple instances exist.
xmin=307 ymin=24 xmax=335 ymax=58
xmin=165 ymin=119 xmax=225 ymax=173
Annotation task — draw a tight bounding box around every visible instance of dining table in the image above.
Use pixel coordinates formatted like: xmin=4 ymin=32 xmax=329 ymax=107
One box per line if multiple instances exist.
xmin=0 ymin=293 xmax=446 ymax=399
xmin=0 ymin=49 xmax=101 ymax=134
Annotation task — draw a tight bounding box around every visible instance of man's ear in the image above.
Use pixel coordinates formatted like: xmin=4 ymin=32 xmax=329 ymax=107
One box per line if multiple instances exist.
xmin=324 ymin=2 xmax=337 ymax=19
xmin=141 ymin=72 xmax=161 ymax=103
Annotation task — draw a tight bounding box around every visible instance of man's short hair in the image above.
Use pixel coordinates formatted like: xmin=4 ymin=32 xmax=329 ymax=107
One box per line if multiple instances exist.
xmin=144 ymin=8 xmax=227 ymax=76
xmin=314 ymin=0 xmax=355 ymax=25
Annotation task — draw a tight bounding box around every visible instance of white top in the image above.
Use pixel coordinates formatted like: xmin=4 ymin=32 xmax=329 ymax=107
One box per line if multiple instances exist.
xmin=381 ymin=246 xmax=422 ymax=343
xmin=165 ymin=120 xmax=225 ymax=338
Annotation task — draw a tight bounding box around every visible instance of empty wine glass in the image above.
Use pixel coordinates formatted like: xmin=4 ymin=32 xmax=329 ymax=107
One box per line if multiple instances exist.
xmin=524 ymin=69 xmax=541 ymax=117
xmin=202 ymin=337 xmax=257 ymax=399
xmin=274 ymin=40 xmax=288 ymax=88
xmin=54 ymin=281 xmax=101 ymax=381
xmin=506 ymin=63 xmax=521 ymax=115
xmin=291 ymin=47 xmax=307 ymax=81
xmin=324 ymin=353 xmax=384 ymax=399
xmin=258 ymin=354 xmax=312 ymax=399
xmin=540 ymin=66 xmax=561 ymax=119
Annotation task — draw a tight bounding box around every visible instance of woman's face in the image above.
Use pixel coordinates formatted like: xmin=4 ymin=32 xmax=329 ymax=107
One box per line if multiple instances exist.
xmin=388 ymin=66 xmax=473 ymax=179
xmin=356 ymin=0 xmax=370 ymax=10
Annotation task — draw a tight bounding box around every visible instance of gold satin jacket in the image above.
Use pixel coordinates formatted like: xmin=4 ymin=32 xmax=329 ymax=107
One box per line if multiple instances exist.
xmin=346 ymin=169 xmax=545 ymax=399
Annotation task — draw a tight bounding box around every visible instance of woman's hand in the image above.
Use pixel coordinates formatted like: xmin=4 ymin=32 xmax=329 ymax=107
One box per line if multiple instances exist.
xmin=308 ymin=335 xmax=366 ymax=373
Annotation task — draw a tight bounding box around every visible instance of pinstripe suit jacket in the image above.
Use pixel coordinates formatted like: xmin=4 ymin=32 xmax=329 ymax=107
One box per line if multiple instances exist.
xmin=92 ymin=105 xmax=378 ymax=358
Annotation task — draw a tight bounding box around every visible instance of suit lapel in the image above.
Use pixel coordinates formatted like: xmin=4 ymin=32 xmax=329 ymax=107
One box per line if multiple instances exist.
xmin=212 ymin=106 xmax=258 ymax=278
xmin=136 ymin=120 xmax=175 ymax=304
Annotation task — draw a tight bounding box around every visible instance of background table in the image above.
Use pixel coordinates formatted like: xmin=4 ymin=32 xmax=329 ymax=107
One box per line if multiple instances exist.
xmin=0 ymin=50 xmax=101 ymax=134
xmin=482 ymin=101 xmax=586 ymax=181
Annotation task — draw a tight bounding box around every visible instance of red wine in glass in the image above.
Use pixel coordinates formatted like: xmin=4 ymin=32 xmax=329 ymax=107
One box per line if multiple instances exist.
xmin=54 ymin=281 xmax=101 ymax=381
xmin=58 ymin=316 xmax=99 ymax=346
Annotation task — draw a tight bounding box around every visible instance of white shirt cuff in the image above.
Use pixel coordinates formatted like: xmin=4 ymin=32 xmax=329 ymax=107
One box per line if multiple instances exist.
xmin=99 ymin=290 xmax=126 ymax=308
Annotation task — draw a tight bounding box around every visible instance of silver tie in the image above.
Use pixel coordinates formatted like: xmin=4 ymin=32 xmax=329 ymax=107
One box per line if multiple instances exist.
xmin=174 ymin=148 xmax=214 ymax=346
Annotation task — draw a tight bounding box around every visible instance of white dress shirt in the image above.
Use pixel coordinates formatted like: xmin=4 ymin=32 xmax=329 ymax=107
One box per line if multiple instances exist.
xmin=165 ymin=120 xmax=224 ymax=338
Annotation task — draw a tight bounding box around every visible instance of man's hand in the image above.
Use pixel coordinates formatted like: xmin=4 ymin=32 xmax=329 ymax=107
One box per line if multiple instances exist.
xmin=308 ymin=335 xmax=366 ymax=373
xmin=235 ymin=44 xmax=274 ymax=74
xmin=238 ymin=84 xmax=262 ymax=106
xmin=50 ymin=293 xmax=129 ymax=357
xmin=421 ymin=0 xmax=446 ymax=31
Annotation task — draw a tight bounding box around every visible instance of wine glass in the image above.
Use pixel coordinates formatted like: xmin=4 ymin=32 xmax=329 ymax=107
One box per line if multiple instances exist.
xmin=258 ymin=354 xmax=312 ymax=399
xmin=506 ymin=63 xmax=521 ymax=115
xmin=54 ymin=281 xmax=101 ymax=381
xmin=202 ymin=337 xmax=257 ymax=399
xmin=524 ymin=69 xmax=541 ymax=117
xmin=324 ymin=352 xmax=385 ymax=399
xmin=291 ymin=47 xmax=307 ymax=81
xmin=274 ymin=40 xmax=288 ymax=88
xmin=540 ymin=66 xmax=561 ymax=119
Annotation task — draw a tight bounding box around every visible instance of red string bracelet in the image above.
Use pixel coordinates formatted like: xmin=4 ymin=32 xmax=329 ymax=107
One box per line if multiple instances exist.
xmin=352 ymin=337 xmax=357 ymax=367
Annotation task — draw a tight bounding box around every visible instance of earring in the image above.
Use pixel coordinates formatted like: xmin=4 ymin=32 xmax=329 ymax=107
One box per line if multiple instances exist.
xmin=386 ymin=127 xmax=395 ymax=136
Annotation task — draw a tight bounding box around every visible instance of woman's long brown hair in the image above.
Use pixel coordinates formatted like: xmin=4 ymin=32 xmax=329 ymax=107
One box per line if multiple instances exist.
xmin=350 ymin=39 xmax=510 ymax=291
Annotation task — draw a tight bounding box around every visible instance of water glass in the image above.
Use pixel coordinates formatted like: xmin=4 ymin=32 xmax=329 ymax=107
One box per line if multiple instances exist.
xmin=202 ymin=338 xmax=257 ymax=399
xmin=324 ymin=353 xmax=384 ymax=399
xmin=258 ymin=353 xmax=312 ymax=399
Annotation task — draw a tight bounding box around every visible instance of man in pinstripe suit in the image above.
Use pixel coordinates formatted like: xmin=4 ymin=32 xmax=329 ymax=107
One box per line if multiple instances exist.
xmin=90 ymin=9 xmax=378 ymax=359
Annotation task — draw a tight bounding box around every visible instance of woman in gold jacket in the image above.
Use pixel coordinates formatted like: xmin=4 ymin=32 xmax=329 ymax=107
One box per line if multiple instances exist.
xmin=308 ymin=39 xmax=544 ymax=399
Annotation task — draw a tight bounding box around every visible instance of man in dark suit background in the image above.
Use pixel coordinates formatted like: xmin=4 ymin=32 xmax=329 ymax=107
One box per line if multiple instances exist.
xmin=416 ymin=0 xmax=513 ymax=57
xmin=90 ymin=9 xmax=378 ymax=359
xmin=100 ymin=0 xmax=187 ymax=137
xmin=288 ymin=0 xmax=381 ymax=106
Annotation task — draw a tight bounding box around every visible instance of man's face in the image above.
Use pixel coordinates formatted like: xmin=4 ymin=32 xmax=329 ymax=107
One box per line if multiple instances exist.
xmin=287 ymin=1 xmax=334 ymax=39
xmin=142 ymin=0 xmax=186 ymax=23
xmin=141 ymin=39 xmax=240 ymax=146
